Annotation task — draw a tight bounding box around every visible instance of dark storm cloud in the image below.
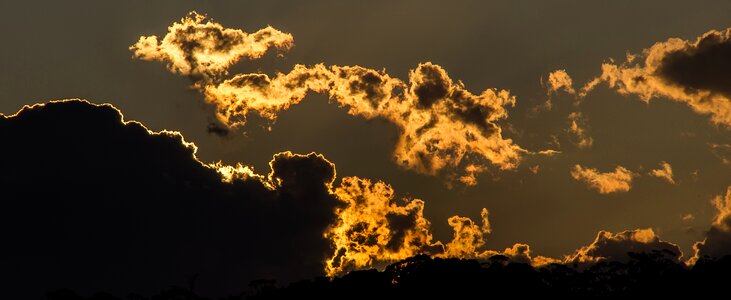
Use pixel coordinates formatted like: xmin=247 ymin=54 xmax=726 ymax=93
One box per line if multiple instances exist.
xmin=0 ymin=100 xmax=340 ymax=298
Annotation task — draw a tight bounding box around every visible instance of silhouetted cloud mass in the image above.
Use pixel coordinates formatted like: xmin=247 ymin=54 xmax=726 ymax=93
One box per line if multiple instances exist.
xmin=3 ymin=100 xmax=731 ymax=299
xmin=692 ymin=186 xmax=731 ymax=262
xmin=565 ymin=229 xmax=682 ymax=264
xmin=0 ymin=100 xmax=339 ymax=298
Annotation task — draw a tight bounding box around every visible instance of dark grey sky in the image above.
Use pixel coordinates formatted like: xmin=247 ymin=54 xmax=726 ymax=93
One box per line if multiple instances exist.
xmin=2 ymin=0 xmax=731 ymax=258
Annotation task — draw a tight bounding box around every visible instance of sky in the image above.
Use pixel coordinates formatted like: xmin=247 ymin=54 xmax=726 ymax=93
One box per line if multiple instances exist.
xmin=2 ymin=0 xmax=731 ymax=296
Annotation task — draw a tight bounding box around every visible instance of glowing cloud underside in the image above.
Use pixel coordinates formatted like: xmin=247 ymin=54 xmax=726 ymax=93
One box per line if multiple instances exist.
xmin=131 ymin=12 xmax=549 ymax=183
xmin=571 ymin=164 xmax=634 ymax=194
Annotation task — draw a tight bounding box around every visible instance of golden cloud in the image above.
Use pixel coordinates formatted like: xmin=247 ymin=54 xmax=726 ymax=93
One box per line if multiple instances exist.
xmin=130 ymin=12 xmax=293 ymax=80
xmin=132 ymin=13 xmax=554 ymax=184
xmin=205 ymin=62 xmax=528 ymax=179
xmin=324 ymin=177 xmax=442 ymax=276
xmin=571 ymin=164 xmax=634 ymax=194
xmin=547 ymin=69 xmax=576 ymax=95
xmin=649 ymin=161 xmax=675 ymax=184
xmin=567 ymin=112 xmax=593 ymax=149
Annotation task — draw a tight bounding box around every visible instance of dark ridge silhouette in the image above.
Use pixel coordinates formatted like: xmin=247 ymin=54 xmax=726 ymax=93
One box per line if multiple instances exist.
xmin=41 ymin=254 xmax=731 ymax=299
xmin=0 ymin=100 xmax=341 ymax=298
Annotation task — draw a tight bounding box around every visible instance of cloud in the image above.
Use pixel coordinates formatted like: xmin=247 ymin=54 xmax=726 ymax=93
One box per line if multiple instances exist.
xmin=691 ymin=186 xmax=731 ymax=263
xmin=567 ymin=112 xmax=593 ymax=149
xmin=5 ymin=101 xmax=722 ymax=295
xmin=204 ymin=62 xmax=529 ymax=181
xmin=0 ymin=100 xmax=342 ymax=297
xmin=565 ymin=229 xmax=683 ymax=264
xmin=583 ymin=28 xmax=731 ymax=127
xmin=547 ymin=69 xmax=576 ymax=95
xmin=324 ymin=177 xmax=443 ymax=276
xmin=132 ymin=12 xmax=556 ymax=185
xmin=571 ymin=164 xmax=634 ymax=194
xmin=440 ymin=208 xmax=491 ymax=258
xmin=649 ymin=161 xmax=675 ymax=184
xmin=130 ymin=12 xmax=293 ymax=80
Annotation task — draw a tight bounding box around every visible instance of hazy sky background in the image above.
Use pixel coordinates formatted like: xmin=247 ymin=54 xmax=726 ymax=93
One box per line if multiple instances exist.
xmin=2 ymin=0 xmax=731 ymax=258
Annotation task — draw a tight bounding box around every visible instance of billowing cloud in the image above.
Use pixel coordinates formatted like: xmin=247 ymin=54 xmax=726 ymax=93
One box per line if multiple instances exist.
xmin=325 ymin=182 xmax=561 ymax=275
xmin=691 ymin=186 xmax=731 ymax=263
xmin=204 ymin=62 xmax=528 ymax=180
xmin=649 ymin=161 xmax=675 ymax=184
xmin=130 ymin=12 xmax=293 ymax=80
xmin=206 ymin=63 xmax=527 ymax=178
xmin=584 ymin=28 xmax=731 ymax=127
xmin=547 ymin=69 xmax=576 ymax=95
xmin=571 ymin=164 xmax=634 ymax=194
xmin=440 ymin=208 xmax=491 ymax=258
xmin=565 ymin=229 xmax=683 ymax=264
xmin=567 ymin=112 xmax=593 ymax=149
xmin=132 ymin=12 xmax=554 ymax=184
xmin=324 ymin=177 xmax=442 ymax=276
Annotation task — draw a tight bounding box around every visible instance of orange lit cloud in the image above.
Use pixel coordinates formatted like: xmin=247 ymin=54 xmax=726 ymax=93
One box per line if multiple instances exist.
xmin=565 ymin=229 xmax=682 ymax=264
xmin=649 ymin=161 xmax=675 ymax=184
xmin=567 ymin=112 xmax=593 ymax=149
xmin=132 ymin=13 xmax=550 ymax=183
xmin=547 ymin=69 xmax=576 ymax=95
xmin=325 ymin=182 xmax=562 ymax=275
xmin=130 ymin=12 xmax=293 ymax=80
xmin=439 ymin=208 xmax=491 ymax=258
xmin=205 ymin=62 xmax=528 ymax=180
xmin=325 ymin=177 xmax=442 ymax=276
xmin=571 ymin=164 xmax=634 ymax=194
xmin=582 ymin=28 xmax=731 ymax=127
